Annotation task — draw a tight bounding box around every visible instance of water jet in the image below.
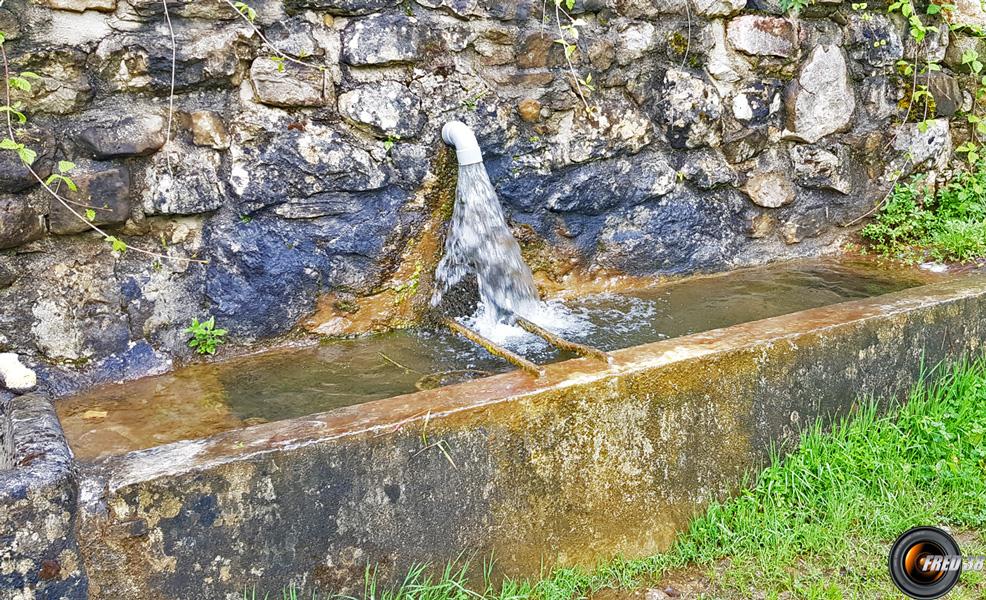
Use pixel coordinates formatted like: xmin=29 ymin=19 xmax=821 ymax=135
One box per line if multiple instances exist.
xmin=434 ymin=121 xmax=607 ymax=368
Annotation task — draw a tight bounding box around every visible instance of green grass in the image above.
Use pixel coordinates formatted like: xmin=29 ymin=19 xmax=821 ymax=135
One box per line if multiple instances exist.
xmin=250 ymin=356 xmax=986 ymax=599
xmin=862 ymin=163 xmax=986 ymax=262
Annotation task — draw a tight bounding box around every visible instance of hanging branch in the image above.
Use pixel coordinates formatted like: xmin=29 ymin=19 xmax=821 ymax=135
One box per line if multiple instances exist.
xmin=0 ymin=38 xmax=206 ymax=264
xmin=222 ymin=0 xmax=326 ymax=71
xmin=552 ymin=0 xmax=595 ymax=115
xmin=161 ymin=0 xmax=177 ymax=175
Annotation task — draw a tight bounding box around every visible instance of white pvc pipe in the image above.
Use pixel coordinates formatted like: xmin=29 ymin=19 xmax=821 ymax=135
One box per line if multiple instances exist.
xmin=441 ymin=121 xmax=484 ymax=166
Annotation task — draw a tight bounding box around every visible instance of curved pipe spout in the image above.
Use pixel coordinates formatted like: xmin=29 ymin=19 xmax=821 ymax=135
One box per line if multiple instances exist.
xmin=441 ymin=121 xmax=484 ymax=166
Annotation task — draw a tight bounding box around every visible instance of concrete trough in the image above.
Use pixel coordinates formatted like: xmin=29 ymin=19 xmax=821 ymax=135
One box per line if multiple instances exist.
xmin=4 ymin=275 xmax=986 ymax=598
xmin=0 ymin=394 xmax=87 ymax=598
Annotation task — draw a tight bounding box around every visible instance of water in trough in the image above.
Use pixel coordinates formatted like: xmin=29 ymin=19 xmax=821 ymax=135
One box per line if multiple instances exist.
xmin=58 ymin=258 xmax=944 ymax=460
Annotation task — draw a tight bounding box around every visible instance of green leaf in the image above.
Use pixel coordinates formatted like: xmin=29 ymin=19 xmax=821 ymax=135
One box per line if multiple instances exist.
xmin=106 ymin=236 xmax=128 ymax=253
xmin=19 ymin=71 xmax=41 ymax=80
xmin=58 ymin=160 xmax=75 ymax=173
xmin=0 ymin=138 xmax=17 ymax=150
xmin=16 ymin=146 xmax=35 ymax=165
xmin=0 ymin=106 xmax=26 ymax=123
xmin=926 ymin=3 xmax=941 ymax=14
xmin=64 ymin=177 xmax=78 ymax=192
xmin=85 ymin=208 xmax=96 ymax=221
xmin=9 ymin=77 xmax=30 ymax=92
xmin=234 ymin=1 xmax=257 ymax=21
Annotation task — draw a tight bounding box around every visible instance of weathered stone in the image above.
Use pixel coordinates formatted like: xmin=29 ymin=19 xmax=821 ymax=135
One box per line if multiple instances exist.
xmin=10 ymin=48 xmax=92 ymax=115
xmin=722 ymin=129 xmax=768 ymax=163
xmin=250 ymin=58 xmax=330 ymax=108
xmin=588 ymin=39 xmax=616 ymax=70
xmin=231 ymin=125 xmax=389 ymax=211
xmin=926 ymin=72 xmax=962 ymax=117
xmin=342 ymin=13 xmax=426 ymax=66
xmin=265 ymin=17 xmax=322 ymax=59
xmin=473 ymin=27 xmax=516 ymax=65
xmin=125 ymin=0 xmax=230 ymax=19
xmin=945 ymin=32 xmax=986 ymax=71
xmin=613 ymin=21 xmax=658 ymax=66
xmin=0 ymin=129 xmax=55 ymax=194
xmin=731 ymin=81 xmax=783 ymax=125
xmin=783 ymin=45 xmax=855 ymax=143
xmin=0 ymin=353 xmax=36 ymax=392
xmin=677 ymin=149 xmax=737 ymax=189
xmin=750 ymin=212 xmax=776 ymax=238
xmin=0 ymin=8 xmax=19 ymax=41
xmin=77 ymin=114 xmax=166 ymax=159
xmin=518 ymin=98 xmax=541 ymax=122
xmin=845 ymin=13 xmax=903 ymax=68
xmin=744 ymin=171 xmax=795 ymax=207
xmin=516 ymin=31 xmax=562 ymax=69
xmin=286 ymin=0 xmax=400 ymax=14
xmin=0 ymin=196 xmax=45 ymax=250
xmin=656 ymin=69 xmax=722 ymax=149
xmin=143 ymin=144 xmax=224 ymax=216
xmin=31 ymin=259 xmax=129 ymax=362
xmin=36 ymin=0 xmax=115 ymax=11
xmin=538 ymin=151 xmax=677 ymax=215
xmin=487 ymin=70 xmax=555 ymax=87
xmin=726 ymin=15 xmax=797 ymax=58
xmin=706 ymin=19 xmax=752 ymax=84
xmin=0 ymin=393 xmax=87 ymax=598
xmin=860 ymin=76 xmax=899 ymax=121
xmin=890 ymin=119 xmax=952 ymax=177
xmin=190 ymin=111 xmax=230 ymax=150
xmin=596 ymin=188 xmax=752 ymax=273
xmin=49 ymin=162 xmax=131 ymax=235
xmin=205 ymin=187 xmax=407 ymax=339
xmin=903 ymin=18 xmax=947 ymax=63
xmin=693 ymin=0 xmax=746 ymax=17
xmin=338 ymin=81 xmax=424 ymax=138
xmin=93 ymin=25 xmax=247 ymax=93
xmin=946 ymin=0 xmax=986 ymax=30
xmin=541 ymin=93 xmax=653 ymax=165
xmin=789 ymin=144 xmax=852 ymax=194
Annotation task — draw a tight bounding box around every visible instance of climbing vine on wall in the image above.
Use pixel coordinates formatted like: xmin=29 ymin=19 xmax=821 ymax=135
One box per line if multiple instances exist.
xmin=547 ymin=0 xmax=598 ymax=114
xmin=0 ymin=0 xmax=330 ymax=266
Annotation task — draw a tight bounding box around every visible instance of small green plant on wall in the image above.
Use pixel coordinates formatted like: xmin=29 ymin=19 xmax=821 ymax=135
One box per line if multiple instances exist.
xmin=185 ymin=316 xmax=228 ymax=355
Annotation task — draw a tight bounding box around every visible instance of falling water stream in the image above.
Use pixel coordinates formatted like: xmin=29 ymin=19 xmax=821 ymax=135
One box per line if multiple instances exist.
xmin=431 ymin=162 xmax=542 ymax=328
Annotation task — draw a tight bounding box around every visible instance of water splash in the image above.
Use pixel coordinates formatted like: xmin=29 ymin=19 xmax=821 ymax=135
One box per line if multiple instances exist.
xmin=431 ymin=162 xmax=542 ymax=328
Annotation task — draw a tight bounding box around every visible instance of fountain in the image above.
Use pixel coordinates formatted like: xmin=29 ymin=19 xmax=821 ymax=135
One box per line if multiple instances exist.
xmin=431 ymin=122 xmax=541 ymax=326
xmin=432 ymin=122 xmax=605 ymax=372
xmin=10 ymin=122 xmax=976 ymax=600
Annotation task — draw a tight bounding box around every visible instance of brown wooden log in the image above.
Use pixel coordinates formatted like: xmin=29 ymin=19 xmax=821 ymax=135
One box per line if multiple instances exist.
xmin=442 ymin=318 xmax=544 ymax=377
xmin=514 ymin=316 xmax=609 ymax=362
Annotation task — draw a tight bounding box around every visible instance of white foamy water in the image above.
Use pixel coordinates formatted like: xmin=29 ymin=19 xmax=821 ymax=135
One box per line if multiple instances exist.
xmin=432 ymin=161 xmax=595 ymax=345
xmin=431 ymin=162 xmax=540 ymax=323
xmin=431 ymin=160 xmax=671 ymax=354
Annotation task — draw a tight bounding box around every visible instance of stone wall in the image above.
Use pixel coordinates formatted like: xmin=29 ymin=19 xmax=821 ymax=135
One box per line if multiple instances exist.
xmin=0 ymin=0 xmax=976 ymax=389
